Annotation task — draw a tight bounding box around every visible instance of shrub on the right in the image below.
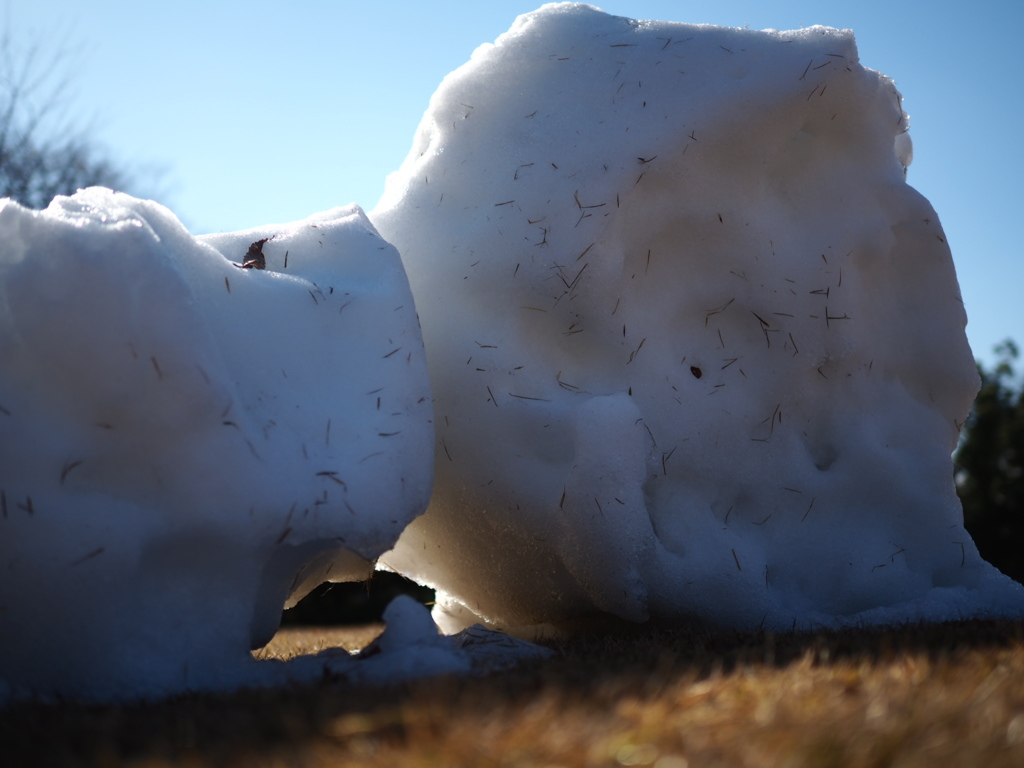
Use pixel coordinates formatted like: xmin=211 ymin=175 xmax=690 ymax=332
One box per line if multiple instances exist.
xmin=957 ymin=340 xmax=1024 ymax=584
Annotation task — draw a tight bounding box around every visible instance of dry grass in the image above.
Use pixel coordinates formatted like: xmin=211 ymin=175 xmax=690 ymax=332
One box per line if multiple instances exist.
xmin=4 ymin=620 xmax=1024 ymax=767
xmin=255 ymin=624 xmax=385 ymax=659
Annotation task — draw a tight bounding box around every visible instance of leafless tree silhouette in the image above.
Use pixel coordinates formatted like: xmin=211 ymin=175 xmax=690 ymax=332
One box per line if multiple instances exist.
xmin=0 ymin=26 xmax=129 ymax=209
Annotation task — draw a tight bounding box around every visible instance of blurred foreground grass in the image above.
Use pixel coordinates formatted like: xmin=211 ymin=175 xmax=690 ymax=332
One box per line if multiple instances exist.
xmin=4 ymin=619 xmax=1024 ymax=767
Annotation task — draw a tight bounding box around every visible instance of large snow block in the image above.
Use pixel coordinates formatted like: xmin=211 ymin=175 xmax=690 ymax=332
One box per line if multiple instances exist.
xmin=0 ymin=189 xmax=433 ymax=701
xmin=372 ymin=3 xmax=1024 ymax=636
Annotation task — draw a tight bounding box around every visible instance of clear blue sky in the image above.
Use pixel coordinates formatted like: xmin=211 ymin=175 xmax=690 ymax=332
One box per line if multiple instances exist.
xmin=5 ymin=1 xmax=1022 ymax=368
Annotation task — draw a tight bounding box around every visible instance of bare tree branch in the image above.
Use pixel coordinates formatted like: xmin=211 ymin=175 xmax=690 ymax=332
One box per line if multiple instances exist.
xmin=0 ymin=25 xmax=130 ymax=209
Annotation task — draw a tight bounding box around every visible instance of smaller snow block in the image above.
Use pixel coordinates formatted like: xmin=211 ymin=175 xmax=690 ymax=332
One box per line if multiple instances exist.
xmin=349 ymin=595 xmax=473 ymax=683
xmin=372 ymin=3 xmax=1024 ymax=637
xmin=288 ymin=596 xmax=552 ymax=686
xmin=0 ymin=188 xmax=433 ymax=703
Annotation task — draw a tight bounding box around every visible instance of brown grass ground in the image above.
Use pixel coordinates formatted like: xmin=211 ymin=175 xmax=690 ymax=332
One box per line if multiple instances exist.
xmin=4 ymin=619 xmax=1024 ymax=767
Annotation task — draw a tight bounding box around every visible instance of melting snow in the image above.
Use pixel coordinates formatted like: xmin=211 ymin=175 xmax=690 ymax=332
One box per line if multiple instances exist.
xmin=0 ymin=190 xmax=436 ymax=701
xmin=372 ymin=3 xmax=1024 ymax=637
xmin=1 ymin=3 xmax=1021 ymax=704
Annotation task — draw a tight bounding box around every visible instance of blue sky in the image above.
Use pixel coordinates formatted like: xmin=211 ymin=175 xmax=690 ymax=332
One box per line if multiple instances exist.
xmin=4 ymin=1 xmax=1022 ymax=368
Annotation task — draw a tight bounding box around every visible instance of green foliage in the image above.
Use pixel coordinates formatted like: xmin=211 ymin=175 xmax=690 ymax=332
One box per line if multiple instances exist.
xmin=956 ymin=340 xmax=1024 ymax=584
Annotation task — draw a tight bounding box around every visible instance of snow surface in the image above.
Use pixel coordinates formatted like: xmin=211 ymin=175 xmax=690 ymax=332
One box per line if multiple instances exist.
xmin=2 ymin=2 xmax=1023 ymax=705
xmin=372 ymin=3 xmax=1024 ymax=637
xmin=0 ymin=189 xmax=441 ymax=702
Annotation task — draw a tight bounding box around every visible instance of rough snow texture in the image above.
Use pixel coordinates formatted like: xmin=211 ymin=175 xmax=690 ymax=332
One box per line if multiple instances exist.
xmin=0 ymin=189 xmax=434 ymax=702
xmin=372 ymin=3 xmax=1024 ymax=636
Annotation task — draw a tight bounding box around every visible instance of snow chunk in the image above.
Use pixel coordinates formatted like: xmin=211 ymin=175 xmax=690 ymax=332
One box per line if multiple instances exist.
xmin=349 ymin=596 xmax=472 ymax=683
xmin=372 ymin=3 xmax=1024 ymax=636
xmin=0 ymin=188 xmax=433 ymax=702
xmin=311 ymin=596 xmax=552 ymax=686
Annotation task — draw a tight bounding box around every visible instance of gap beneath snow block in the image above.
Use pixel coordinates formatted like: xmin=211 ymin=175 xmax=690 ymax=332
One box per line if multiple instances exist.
xmin=281 ymin=571 xmax=435 ymax=626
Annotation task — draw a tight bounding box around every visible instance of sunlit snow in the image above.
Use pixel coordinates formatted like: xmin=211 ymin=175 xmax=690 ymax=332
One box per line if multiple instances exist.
xmin=1 ymin=2 xmax=1022 ymax=704
xmin=372 ymin=3 xmax=1024 ymax=637
xmin=0 ymin=190 xmax=437 ymax=701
